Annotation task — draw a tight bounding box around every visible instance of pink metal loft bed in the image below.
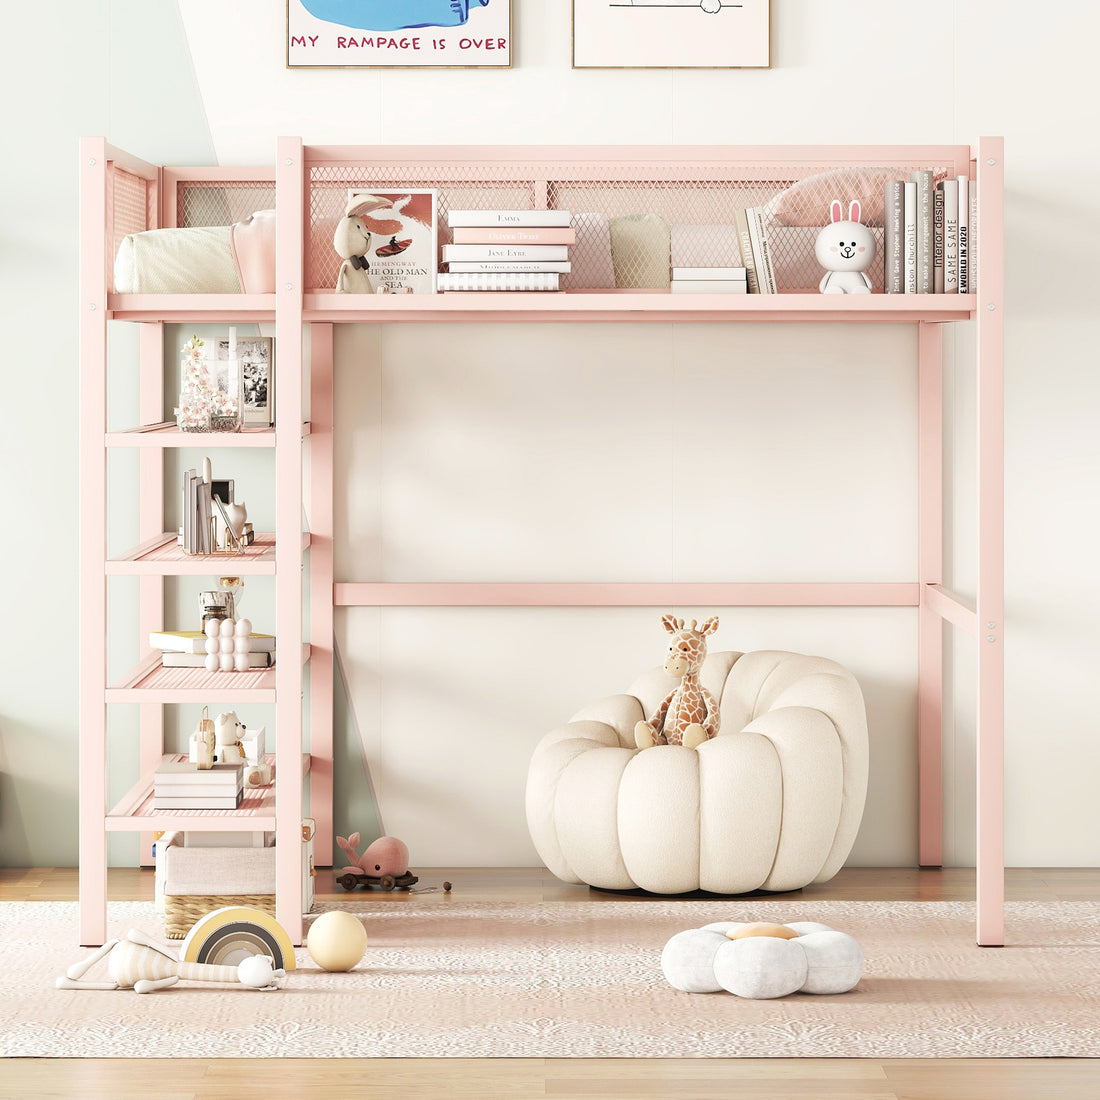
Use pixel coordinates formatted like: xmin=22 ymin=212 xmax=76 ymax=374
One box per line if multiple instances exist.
xmin=79 ymin=138 xmax=1004 ymax=947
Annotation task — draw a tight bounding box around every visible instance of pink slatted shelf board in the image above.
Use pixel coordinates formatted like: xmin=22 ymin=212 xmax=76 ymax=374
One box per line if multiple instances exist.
xmin=107 ymin=532 xmax=277 ymax=575
xmin=304 ymin=291 xmax=977 ymax=325
xmin=106 ymin=753 xmax=310 ymax=832
xmin=107 ymin=654 xmax=276 ymax=703
xmin=106 ymin=293 xmax=276 ymax=322
xmin=105 ymin=423 xmax=309 ymax=448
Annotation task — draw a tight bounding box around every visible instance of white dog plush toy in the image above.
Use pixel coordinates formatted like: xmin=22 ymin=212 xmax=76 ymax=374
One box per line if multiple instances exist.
xmin=333 ymin=193 xmax=394 ymax=294
xmin=815 ymin=199 xmax=876 ymax=294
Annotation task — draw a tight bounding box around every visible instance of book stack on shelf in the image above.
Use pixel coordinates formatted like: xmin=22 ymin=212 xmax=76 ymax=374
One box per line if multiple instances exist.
xmin=733 ymin=207 xmax=777 ymax=294
xmin=154 ymin=762 xmax=244 ymax=810
xmin=180 ymin=468 xmax=255 ymax=555
xmin=884 ymin=172 xmax=975 ymax=294
xmin=671 ymin=266 xmax=748 ymax=295
xmin=439 ymin=209 xmax=574 ymax=292
xmin=150 ymin=630 xmax=276 ymax=669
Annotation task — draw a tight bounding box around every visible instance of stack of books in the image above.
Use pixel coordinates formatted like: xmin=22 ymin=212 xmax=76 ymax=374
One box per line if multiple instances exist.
xmin=439 ymin=209 xmax=574 ymax=292
xmin=154 ymin=762 xmax=244 ymax=810
xmin=671 ymin=267 xmax=748 ymax=294
xmin=733 ymin=207 xmax=777 ymax=294
xmin=884 ymin=173 xmax=975 ymax=294
xmin=149 ymin=629 xmax=276 ymax=669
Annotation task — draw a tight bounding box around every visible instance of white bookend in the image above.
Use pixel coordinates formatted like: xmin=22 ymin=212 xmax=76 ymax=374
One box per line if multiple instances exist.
xmin=939 ymin=179 xmax=959 ymax=292
xmin=446 ymin=209 xmax=572 ymax=228
xmin=912 ymin=170 xmax=934 ymax=293
xmin=903 ymin=182 xmax=918 ymax=294
xmin=957 ymin=174 xmax=970 ymax=294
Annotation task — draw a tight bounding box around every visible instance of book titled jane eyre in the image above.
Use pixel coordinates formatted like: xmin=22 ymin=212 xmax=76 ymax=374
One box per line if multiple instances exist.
xmin=347 ymin=188 xmax=438 ymax=293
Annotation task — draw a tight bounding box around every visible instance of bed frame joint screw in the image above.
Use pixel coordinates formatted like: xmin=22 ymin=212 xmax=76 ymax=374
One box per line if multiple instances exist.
xmin=986 ymin=303 xmax=996 ymax=311
xmin=987 ymin=621 xmax=996 ymax=629
xmin=987 ymin=635 xmax=996 ymax=643
xmin=285 ymin=283 xmax=293 ymax=291
xmin=89 ymin=303 xmax=96 ymax=311
xmin=89 ymin=157 xmax=97 ymax=166
xmin=285 ymin=158 xmax=294 ymax=166
xmin=987 ymin=157 xmax=996 ymax=165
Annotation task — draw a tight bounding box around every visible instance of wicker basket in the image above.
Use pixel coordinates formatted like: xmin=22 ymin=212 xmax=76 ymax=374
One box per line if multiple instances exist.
xmin=164 ymin=893 xmax=276 ymax=939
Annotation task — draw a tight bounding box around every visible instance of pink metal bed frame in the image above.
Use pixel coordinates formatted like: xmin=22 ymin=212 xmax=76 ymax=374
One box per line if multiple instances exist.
xmin=79 ymin=138 xmax=1004 ymax=947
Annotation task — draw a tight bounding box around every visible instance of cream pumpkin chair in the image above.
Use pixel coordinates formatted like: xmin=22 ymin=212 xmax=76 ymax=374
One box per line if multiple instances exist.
xmin=525 ymin=651 xmax=868 ymax=895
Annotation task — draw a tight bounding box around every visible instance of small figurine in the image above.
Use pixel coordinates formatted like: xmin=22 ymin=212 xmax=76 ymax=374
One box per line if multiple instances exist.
xmin=634 ymin=615 xmax=722 ymax=751
xmin=213 ymin=710 xmax=247 ymax=764
xmin=335 ymin=833 xmax=418 ymax=891
xmin=188 ymin=706 xmax=215 ymax=770
xmin=333 ymin=194 xmax=393 ymax=294
xmin=815 ymin=199 xmax=876 ymax=294
xmin=56 ymin=929 xmax=285 ymax=994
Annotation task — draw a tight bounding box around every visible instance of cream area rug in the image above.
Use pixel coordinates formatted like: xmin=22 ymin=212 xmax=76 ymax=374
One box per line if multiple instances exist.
xmin=1 ymin=898 xmax=1098 ymax=1058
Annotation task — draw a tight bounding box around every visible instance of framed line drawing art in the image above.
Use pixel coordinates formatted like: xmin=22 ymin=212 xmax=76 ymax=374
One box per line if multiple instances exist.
xmin=572 ymin=0 xmax=770 ymax=69
xmin=287 ymin=0 xmax=512 ymax=67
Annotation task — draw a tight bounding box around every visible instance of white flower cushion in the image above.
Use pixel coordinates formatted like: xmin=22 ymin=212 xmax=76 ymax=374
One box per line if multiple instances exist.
xmin=525 ymin=651 xmax=868 ymax=894
xmin=661 ymin=921 xmax=864 ymax=998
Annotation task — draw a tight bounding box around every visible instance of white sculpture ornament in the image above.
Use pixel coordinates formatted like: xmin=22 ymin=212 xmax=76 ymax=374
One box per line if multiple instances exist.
xmin=56 ymin=929 xmax=285 ymax=994
xmin=815 ymin=199 xmax=876 ymax=294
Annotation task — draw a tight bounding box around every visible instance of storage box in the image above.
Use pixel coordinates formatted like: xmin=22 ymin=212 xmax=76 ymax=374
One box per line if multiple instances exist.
xmin=155 ymin=820 xmax=315 ymax=938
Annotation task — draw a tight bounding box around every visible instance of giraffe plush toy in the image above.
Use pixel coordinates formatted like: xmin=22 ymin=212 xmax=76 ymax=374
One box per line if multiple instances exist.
xmin=634 ymin=615 xmax=721 ymax=751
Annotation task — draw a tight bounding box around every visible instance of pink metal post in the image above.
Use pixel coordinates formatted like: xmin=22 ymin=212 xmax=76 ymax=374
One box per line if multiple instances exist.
xmin=917 ymin=321 xmax=944 ymax=868
xmin=137 ymin=320 xmax=165 ymax=868
xmin=79 ymin=138 xmax=109 ymax=946
xmin=275 ymin=137 xmax=306 ymax=944
xmin=975 ymin=138 xmax=1006 ymax=947
xmin=309 ymin=323 xmax=335 ymax=867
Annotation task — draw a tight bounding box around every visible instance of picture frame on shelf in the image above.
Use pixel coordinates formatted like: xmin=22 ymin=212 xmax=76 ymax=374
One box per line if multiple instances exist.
xmin=347 ymin=189 xmax=439 ymax=294
xmin=218 ymin=336 xmax=274 ymax=426
xmin=572 ymin=0 xmax=770 ymax=70
xmin=286 ymin=1 xmax=512 ymax=68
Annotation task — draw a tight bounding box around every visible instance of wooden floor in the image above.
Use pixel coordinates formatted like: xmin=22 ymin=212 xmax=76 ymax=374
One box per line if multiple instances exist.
xmin=2 ymin=866 xmax=1098 ymax=1099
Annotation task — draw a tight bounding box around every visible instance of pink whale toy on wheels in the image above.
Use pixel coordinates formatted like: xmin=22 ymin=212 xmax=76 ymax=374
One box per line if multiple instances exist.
xmin=336 ymin=833 xmax=410 ymax=877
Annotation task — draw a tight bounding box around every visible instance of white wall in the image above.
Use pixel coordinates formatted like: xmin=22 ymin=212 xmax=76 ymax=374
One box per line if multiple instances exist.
xmin=1 ymin=0 xmax=1096 ymax=869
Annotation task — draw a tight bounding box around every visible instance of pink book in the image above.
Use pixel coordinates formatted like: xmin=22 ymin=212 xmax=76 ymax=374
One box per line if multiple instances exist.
xmin=450 ymin=227 xmax=577 ymax=246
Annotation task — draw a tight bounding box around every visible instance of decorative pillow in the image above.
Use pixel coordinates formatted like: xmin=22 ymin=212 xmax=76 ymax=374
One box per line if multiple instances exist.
xmin=767 ymin=168 xmax=895 ymax=228
xmin=609 ymin=213 xmax=671 ymax=288
xmin=661 ymin=920 xmax=864 ymax=999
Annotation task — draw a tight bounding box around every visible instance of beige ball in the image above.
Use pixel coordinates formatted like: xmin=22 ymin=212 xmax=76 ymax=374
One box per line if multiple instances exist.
xmin=307 ymin=911 xmax=368 ymax=972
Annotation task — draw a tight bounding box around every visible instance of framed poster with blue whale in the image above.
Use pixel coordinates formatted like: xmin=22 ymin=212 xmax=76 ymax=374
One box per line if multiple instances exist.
xmin=288 ymin=0 xmax=512 ymax=67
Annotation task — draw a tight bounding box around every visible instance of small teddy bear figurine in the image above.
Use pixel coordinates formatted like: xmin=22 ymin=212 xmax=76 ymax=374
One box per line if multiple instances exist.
xmin=634 ymin=614 xmax=722 ymax=751
xmin=213 ymin=710 xmax=247 ymax=765
xmin=815 ymin=199 xmax=876 ymax=294
xmin=333 ymin=194 xmax=393 ymax=294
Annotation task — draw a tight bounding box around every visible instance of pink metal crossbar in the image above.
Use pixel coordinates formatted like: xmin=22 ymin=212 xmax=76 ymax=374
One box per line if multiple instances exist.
xmin=79 ymin=138 xmax=1004 ymax=947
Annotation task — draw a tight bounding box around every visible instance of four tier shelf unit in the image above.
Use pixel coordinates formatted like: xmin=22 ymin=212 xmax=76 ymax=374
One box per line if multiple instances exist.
xmin=80 ymin=138 xmax=1004 ymax=947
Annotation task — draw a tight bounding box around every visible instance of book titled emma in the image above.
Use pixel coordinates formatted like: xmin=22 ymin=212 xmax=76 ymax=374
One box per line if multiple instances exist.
xmin=347 ymin=188 xmax=439 ymax=293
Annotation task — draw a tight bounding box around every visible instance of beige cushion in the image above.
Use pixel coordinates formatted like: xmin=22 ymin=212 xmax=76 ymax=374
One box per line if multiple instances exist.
xmin=525 ymin=651 xmax=868 ymax=894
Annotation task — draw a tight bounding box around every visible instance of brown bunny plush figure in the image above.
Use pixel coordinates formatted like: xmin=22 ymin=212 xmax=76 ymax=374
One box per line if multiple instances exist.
xmin=634 ymin=615 xmax=721 ymax=751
